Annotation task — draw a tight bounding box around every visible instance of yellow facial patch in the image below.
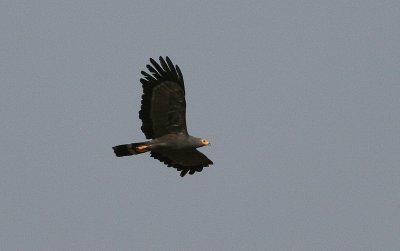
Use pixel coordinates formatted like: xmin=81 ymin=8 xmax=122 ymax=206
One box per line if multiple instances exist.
xmin=200 ymin=139 xmax=209 ymax=146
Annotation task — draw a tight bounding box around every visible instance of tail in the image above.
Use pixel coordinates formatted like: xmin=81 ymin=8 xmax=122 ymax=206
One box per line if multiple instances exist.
xmin=112 ymin=142 xmax=150 ymax=157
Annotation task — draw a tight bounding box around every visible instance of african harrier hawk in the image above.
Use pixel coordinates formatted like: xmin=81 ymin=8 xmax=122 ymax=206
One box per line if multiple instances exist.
xmin=113 ymin=56 xmax=213 ymax=177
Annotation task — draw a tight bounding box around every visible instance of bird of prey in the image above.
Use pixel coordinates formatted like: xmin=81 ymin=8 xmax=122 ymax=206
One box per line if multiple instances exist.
xmin=113 ymin=56 xmax=213 ymax=177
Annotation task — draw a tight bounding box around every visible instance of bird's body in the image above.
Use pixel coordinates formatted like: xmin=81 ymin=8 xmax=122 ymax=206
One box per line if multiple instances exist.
xmin=114 ymin=133 xmax=205 ymax=153
xmin=113 ymin=57 xmax=212 ymax=177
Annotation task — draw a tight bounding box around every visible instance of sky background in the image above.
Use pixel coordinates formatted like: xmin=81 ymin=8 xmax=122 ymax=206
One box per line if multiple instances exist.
xmin=1 ymin=1 xmax=400 ymax=250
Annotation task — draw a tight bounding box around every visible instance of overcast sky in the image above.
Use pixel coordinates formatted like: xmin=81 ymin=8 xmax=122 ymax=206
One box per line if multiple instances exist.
xmin=1 ymin=1 xmax=400 ymax=250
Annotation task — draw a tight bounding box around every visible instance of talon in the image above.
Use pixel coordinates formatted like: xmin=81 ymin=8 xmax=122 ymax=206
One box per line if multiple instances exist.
xmin=135 ymin=145 xmax=149 ymax=153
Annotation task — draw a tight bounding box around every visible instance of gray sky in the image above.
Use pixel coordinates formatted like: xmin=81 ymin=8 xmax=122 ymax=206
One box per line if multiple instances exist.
xmin=1 ymin=1 xmax=400 ymax=250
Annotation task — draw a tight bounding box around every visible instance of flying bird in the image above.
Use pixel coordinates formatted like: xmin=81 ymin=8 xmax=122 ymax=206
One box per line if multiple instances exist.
xmin=113 ymin=56 xmax=213 ymax=177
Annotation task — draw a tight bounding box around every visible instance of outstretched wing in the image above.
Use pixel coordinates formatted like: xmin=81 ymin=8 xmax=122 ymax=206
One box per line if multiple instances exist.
xmin=139 ymin=56 xmax=187 ymax=139
xmin=151 ymin=149 xmax=213 ymax=177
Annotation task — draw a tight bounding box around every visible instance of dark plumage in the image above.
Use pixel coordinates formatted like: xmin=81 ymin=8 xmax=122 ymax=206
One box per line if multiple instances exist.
xmin=112 ymin=56 xmax=213 ymax=177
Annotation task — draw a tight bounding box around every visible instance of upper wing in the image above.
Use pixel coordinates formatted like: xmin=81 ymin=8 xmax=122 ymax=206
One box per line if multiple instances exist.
xmin=139 ymin=56 xmax=187 ymax=139
xmin=151 ymin=149 xmax=213 ymax=177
